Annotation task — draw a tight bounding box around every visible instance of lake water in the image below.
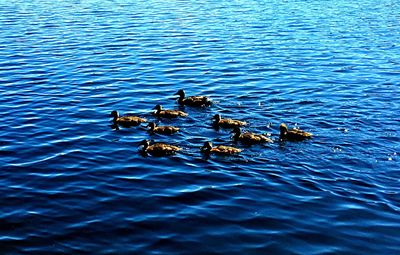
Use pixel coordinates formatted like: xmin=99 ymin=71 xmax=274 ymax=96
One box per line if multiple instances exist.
xmin=1 ymin=0 xmax=399 ymax=254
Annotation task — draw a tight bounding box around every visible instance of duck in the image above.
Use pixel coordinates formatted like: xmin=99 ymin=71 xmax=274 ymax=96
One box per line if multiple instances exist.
xmin=280 ymin=123 xmax=312 ymax=141
xmin=110 ymin=110 xmax=147 ymax=126
xmin=231 ymin=127 xmax=273 ymax=144
xmin=212 ymin=114 xmax=247 ymax=128
xmin=174 ymin=89 xmax=211 ymax=107
xmin=139 ymin=140 xmax=181 ymax=156
xmin=201 ymin=141 xmax=242 ymax=155
xmin=153 ymin=104 xmax=188 ymax=118
xmin=147 ymin=122 xmax=179 ymax=135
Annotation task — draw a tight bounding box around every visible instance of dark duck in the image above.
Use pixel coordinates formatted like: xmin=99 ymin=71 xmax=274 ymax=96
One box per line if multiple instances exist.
xmin=110 ymin=110 xmax=147 ymax=126
xmin=279 ymin=123 xmax=312 ymax=141
xmin=153 ymin=104 xmax=188 ymax=118
xmin=139 ymin=140 xmax=181 ymax=156
xmin=201 ymin=141 xmax=242 ymax=155
xmin=147 ymin=122 xmax=179 ymax=135
xmin=212 ymin=114 xmax=247 ymax=129
xmin=174 ymin=89 xmax=211 ymax=107
xmin=231 ymin=127 xmax=273 ymax=144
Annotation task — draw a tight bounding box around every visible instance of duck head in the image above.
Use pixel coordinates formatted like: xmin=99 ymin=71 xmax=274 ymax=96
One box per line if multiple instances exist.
xmin=212 ymin=114 xmax=221 ymax=122
xmin=153 ymin=104 xmax=162 ymax=113
xmin=110 ymin=110 xmax=119 ymax=121
xmin=231 ymin=127 xmax=241 ymax=140
xmin=174 ymin=89 xmax=185 ymax=98
xmin=139 ymin=139 xmax=150 ymax=151
xmin=202 ymin=96 xmax=212 ymax=106
xmin=147 ymin=122 xmax=156 ymax=131
xmin=201 ymin=141 xmax=213 ymax=153
xmin=280 ymin=123 xmax=288 ymax=137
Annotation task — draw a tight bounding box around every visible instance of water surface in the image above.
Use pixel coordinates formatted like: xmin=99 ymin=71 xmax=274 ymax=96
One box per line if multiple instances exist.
xmin=0 ymin=0 xmax=399 ymax=254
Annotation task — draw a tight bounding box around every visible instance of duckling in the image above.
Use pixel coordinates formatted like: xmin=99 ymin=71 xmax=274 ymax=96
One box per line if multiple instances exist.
xmin=174 ymin=89 xmax=211 ymax=107
xmin=280 ymin=123 xmax=312 ymax=141
xmin=147 ymin=122 xmax=179 ymax=135
xmin=231 ymin=127 xmax=273 ymax=144
xmin=153 ymin=104 xmax=188 ymax=118
xmin=201 ymin=141 xmax=242 ymax=155
xmin=139 ymin=140 xmax=181 ymax=156
xmin=212 ymin=114 xmax=247 ymax=128
xmin=110 ymin=110 xmax=147 ymax=126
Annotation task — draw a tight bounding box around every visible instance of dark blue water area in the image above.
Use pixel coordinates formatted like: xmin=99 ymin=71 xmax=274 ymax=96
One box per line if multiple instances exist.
xmin=1 ymin=0 xmax=400 ymax=254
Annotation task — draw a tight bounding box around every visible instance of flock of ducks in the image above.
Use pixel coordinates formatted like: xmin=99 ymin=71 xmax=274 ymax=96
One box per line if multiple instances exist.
xmin=111 ymin=89 xmax=313 ymax=157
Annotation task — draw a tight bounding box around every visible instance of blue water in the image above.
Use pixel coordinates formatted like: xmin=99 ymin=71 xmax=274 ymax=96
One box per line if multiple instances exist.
xmin=1 ymin=0 xmax=400 ymax=254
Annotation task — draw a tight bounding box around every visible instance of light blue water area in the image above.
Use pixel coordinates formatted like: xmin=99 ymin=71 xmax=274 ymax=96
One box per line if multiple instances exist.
xmin=0 ymin=0 xmax=399 ymax=254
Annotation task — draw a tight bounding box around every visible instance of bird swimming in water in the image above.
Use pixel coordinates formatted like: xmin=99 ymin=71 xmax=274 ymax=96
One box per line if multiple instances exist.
xmin=153 ymin=104 xmax=188 ymax=118
xmin=174 ymin=89 xmax=212 ymax=107
xmin=212 ymin=114 xmax=247 ymax=129
xmin=201 ymin=141 xmax=242 ymax=155
xmin=147 ymin=122 xmax=179 ymax=135
xmin=139 ymin=140 xmax=181 ymax=156
xmin=231 ymin=127 xmax=273 ymax=144
xmin=110 ymin=110 xmax=147 ymax=127
xmin=279 ymin=123 xmax=312 ymax=141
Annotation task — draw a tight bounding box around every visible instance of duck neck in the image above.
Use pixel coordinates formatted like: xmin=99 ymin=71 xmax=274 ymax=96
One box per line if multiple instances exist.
xmin=112 ymin=112 xmax=119 ymax=122
xmin=177 ymin=94 xmax=184 ymax=103
xmin=142 ymin=144 xmax=149 ymax=152
xmin=213 ymin=115 xmax=221 ymax=125
xmin=232 ymin=132 xmax=240 ymax=141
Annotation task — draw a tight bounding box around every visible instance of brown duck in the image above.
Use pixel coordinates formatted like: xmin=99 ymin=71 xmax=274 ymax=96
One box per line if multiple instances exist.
xmin=110 ymin=110 xmax=147 ymax=126
xmin=212 ymin=114 xmax=247 ymax=128
xmin=147 ymin=122 xmax=179 ymax=135
xmin=231 ymin=127 xmax=273 ymax=144
xmin=280 ymin=123 xmax=312 ymax=141
xmin=153 ymin=104 xmax=188 ymax=118
xmin=139 ymin=140 xmax=181 ymax=156
xmin=201 ymin=141 xmax=242 ymax=155
xmin=174 ymin=89 xmax=211 ymax=107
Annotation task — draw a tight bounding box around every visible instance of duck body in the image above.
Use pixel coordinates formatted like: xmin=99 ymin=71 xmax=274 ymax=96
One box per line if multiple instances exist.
xmin=210 ymin=145 xmax=242 ymax=154
xmin=175 ymin=89 xmax=211 ymax=107
xmin=139 ymin=140 xmax=181 ymax=156
xmin=201 ymin=141 xmax=242 ymax=155
xmin=212 ymin=114 xmax=247 ymax=128
xmin=280 ymin=123 xmax=312 ymax=141
xmin=153 ymin=104 xmax=188 ymax=118
xmin=148 ymin=122 xmax=179 ymax=135
xmin=237 ymin=133 xmax=273 ymax=144
xmin=111 ymin=111 xmax=147 ymax=126
xmin=232 ymin=127 xmax=273 ymax=144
